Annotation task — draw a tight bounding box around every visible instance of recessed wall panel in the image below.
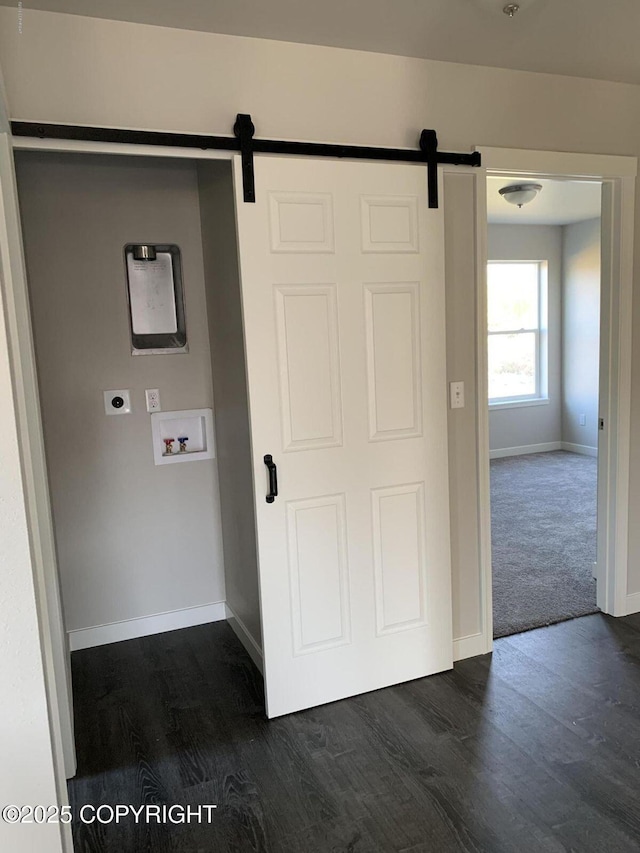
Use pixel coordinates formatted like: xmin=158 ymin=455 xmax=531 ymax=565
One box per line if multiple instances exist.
xmin=361 ymin=195 xmax=419 ymax=253
xmin=275 ymin=284 xmax=343 ymax=451
xmin=287 ymin=494 xmax=351 ymax=655
xmin=364 ymin=282 xmax=422 ymax=441
xmin=372 ymin=483 xmax=427 ymax=636
xmin=269 ymin=192 xmax=335 ymax=253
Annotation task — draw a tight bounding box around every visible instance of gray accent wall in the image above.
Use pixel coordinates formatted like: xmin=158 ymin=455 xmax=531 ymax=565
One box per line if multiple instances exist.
xmin=198 ymin=161 xmax=262 ymax=653
xmin=562 ymin=218 xmax=601 ymax=450
xmin=445 ymin=171 xmax=482 ymax=639
xmin=488 ymin=224 xmax=563 ymax=452
xmin=15 ymin=152 xmax=226 ymax=633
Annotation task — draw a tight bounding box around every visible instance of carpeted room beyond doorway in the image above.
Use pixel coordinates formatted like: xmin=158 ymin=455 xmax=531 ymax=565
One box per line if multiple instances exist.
xmin=491 ymin=450 xmax=599 ymax=638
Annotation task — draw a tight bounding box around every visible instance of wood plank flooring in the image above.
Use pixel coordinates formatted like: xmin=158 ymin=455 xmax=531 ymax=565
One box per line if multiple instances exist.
xmin=68 ymin=613 xmax=640 ymax=852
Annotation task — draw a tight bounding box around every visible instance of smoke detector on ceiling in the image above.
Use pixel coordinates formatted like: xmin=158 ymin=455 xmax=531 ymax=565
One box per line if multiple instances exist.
xmin=503 ymin=4 xmax=520 ymax=16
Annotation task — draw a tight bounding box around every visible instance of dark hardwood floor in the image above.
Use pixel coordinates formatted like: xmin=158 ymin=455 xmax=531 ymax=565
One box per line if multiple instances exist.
xmin=68 ymin=613 xmax=640 ymax=852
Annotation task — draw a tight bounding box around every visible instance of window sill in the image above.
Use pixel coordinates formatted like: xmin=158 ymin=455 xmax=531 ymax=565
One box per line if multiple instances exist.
xmin=489 ymin=398 xmax=550 ymax=411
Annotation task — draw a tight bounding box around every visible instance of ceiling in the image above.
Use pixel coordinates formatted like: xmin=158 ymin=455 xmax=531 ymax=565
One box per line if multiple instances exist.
xmin=3 ymin=0 xmax=640 ymax=85
xmin=487 ymin=177 xmax=601 ymax=226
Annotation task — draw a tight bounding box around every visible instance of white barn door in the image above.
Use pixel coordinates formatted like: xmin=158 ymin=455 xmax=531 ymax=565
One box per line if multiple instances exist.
xmin=234 ymin=155 xmax=452 ymax=718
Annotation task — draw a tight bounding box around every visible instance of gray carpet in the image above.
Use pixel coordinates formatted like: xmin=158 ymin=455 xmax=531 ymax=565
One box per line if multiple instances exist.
xmin=491 ymin=450 xmax=598 ymax=638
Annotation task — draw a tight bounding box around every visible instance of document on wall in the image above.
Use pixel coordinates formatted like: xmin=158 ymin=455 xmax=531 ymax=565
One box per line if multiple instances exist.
xmin=126 ymin=252 xmax=178 ymax=334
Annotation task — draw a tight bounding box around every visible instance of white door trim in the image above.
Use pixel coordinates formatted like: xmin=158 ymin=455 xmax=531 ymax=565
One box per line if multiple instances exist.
xmin=478 ymin=148 xmax=637 ymax=179
xmin=475 ymin=147 xmax=636 ymax=653
xmin=13 ymin=135 xmax=236 ymax=161
xmin=598 ymin=175 xmax=636 ymax=616
xmin=0 ymin=76 xmax=72 ymax=853
xmin=473 ymin=168 xmax=494 ymax=651
xmin=0 ymin=132 xmax=77 ymax=771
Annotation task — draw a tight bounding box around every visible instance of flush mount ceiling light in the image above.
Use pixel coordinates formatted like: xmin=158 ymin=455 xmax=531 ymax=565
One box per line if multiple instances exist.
xmin=499 ymin=182 xmax=542 ymax=208
xmin=473 ymin=0 xmax=542 ymax=18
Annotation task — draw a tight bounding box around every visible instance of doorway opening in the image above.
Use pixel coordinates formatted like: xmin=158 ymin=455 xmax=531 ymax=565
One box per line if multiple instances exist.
xmin=486 ymin=176 xmax=602 ymax=637
xmin=13 ymin=148 xmax=265 ymax=772
xmin=476 ymin=147 xmax=637 ymax=651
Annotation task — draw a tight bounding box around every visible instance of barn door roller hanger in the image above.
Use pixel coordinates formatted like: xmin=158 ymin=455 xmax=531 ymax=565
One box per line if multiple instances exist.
xmin=232 ymin=114 xmax=481 ymax=208
xmin=11 ymin=113 xmax=481 ymax=209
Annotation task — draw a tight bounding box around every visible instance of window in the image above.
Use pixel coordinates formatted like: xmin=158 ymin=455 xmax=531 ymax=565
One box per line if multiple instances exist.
xmin=488 ymin=261 xmax=547 ymax=405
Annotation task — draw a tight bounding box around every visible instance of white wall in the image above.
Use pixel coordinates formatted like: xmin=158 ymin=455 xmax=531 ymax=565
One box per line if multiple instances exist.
xmin=15 ymin=151 xmax=226 ymax=638
xmin=3 ymin=8 xmax=640 ymax=629
xmin=562 ymin=218 xmax=601 ymax=450
xmin=487 ymin=224 xmax=563 ymax=453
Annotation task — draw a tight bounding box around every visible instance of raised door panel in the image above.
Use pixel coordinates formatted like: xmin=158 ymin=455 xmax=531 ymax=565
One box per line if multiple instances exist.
xmin=286 ymin=494 xmax=351 ymax=655
xmin=372 ymin=483 xmax=428 ymax=636
xmin=361 ymin=195 xmax=419 ymax=253
xmin=364 ymin=282 xmax=422 ymax=441
xmin=274 ymin=284 xmax=343 ymax=452
xmin=269 ymin=192 xmax=335 ymax=253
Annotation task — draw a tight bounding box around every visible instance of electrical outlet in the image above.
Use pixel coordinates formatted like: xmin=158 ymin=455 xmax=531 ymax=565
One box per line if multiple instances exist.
xmin=145 ymin=388 xmax=161 ymax=412
xmin=104 ymin=389 xmax=131 ymax=416
xmin=449 ymin=381 xmax=465 ymax=409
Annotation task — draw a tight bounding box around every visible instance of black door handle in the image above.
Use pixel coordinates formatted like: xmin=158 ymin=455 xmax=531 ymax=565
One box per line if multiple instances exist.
xmin=264 ymin=454 xmax=278 ymax=503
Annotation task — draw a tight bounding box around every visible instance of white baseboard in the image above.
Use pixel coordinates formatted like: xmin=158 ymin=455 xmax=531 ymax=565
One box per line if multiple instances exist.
xmin=68 ymin=601 xmax=487 ymax=670
xmin=561 ymin=442 xmax=598 ymax=457
xmin=625 ymin=592 xmax=640 ymax=616
xmin=453 ymin=632 xmax=490 ymax=662
xmin=225 ymin=604 xmax=264 ymax=673
xmin=68 ymin=601 xmax=227 ymax=651
xmin=489 ymin=441 xmax=561 ymax=460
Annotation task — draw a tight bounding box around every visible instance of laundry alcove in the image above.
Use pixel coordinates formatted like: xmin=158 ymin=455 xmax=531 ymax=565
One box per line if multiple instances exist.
xmin=15 ymin=150 xmax=263 ymax=681
xmin=15 ymin=144 xmax=454 ymax=723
